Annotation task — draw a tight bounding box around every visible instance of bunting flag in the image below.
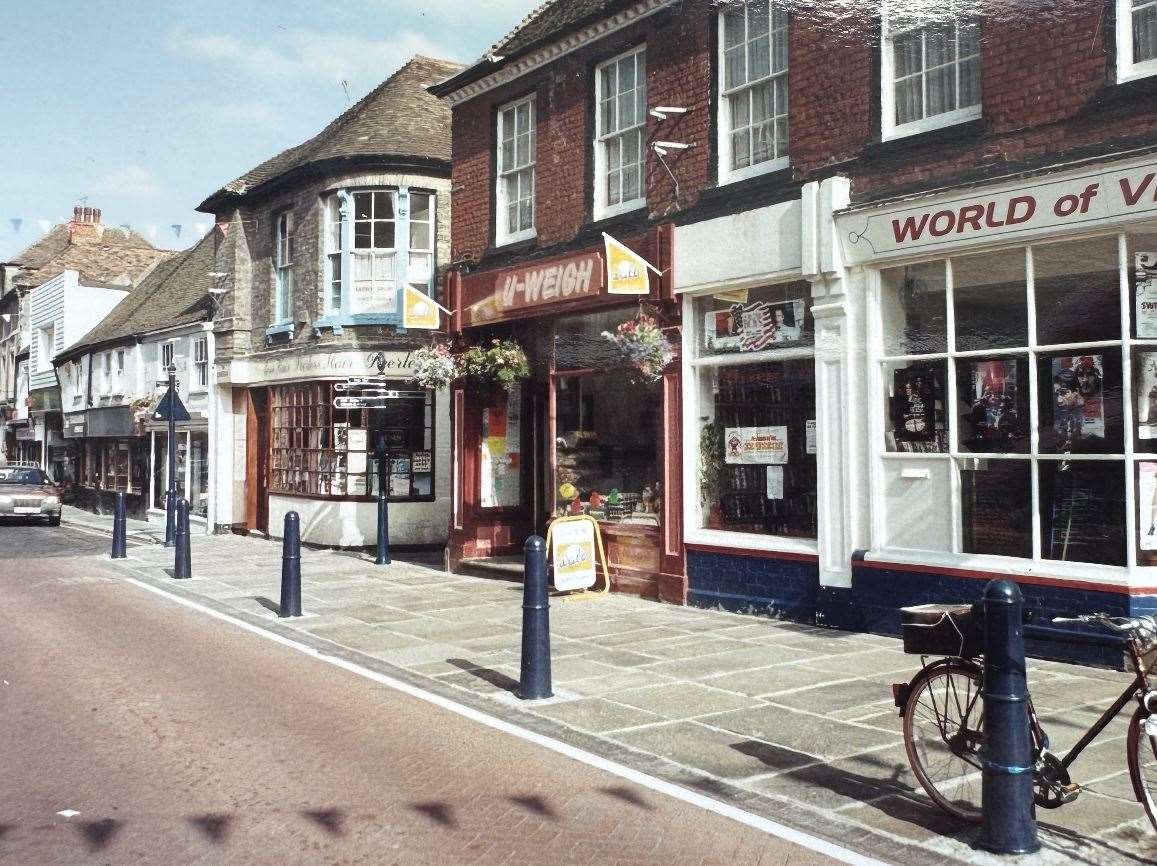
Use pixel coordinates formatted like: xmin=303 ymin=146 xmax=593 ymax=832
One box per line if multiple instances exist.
xmin=402 ymin=285 xmax=450 ymax=330
xmin=603 ymin=232 xmax=661 ymax=295
xmin=9 ymin=218 xmax=21 ymax=234
xmin=1 ymin=217 xmax=192 ymax=242
xmin=171 ymin=224 xmax=182 ymax=238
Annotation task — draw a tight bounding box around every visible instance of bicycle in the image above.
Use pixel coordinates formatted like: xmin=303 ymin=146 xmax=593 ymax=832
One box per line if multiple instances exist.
xmin=891 ymin=605 xmax=1157 ymax=831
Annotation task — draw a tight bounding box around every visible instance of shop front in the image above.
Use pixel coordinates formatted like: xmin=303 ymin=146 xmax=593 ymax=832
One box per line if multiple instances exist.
xmin=447 ymin=228 xmax=684 ymax=601
xmin=66 ymin=407 xmax=149 ymax=517
xmin=226 ymin=348 xmax=450 ymax=547
xmin=834 ymin=151 xmax=1157 ymax=659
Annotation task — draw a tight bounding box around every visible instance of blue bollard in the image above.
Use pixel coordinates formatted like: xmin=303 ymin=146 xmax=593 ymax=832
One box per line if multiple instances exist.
xmin=519 ymin=535 xmax=552 ymax=700
xmin=111 ymin=491 xmax=127 ymax=559
xmin=280 ymin=511 xmax=302 ymax=617
xmin=164 ymin=489 xmax=176 ymax=548
xmin=375 ymin=461 xmax=391 ymax=566
xmin=173 ymin=499 xmax=191 ymax=580
xmin=979 ymin=579 xmax=1039 ymax=854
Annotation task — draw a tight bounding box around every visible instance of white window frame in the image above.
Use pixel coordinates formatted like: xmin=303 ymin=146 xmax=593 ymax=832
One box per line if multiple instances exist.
xmin=717 ymin=1 xmax=790 ymax=185
xmin=867 ymin=233 xmax=1149 ymax=583
xmin=880 ymin=2 xmax=982 ymax=141
xmin=192 ymin=336 xmax=208 ymax=390
xmin=324 ymin=194 xmax=344 ymax=316
xmin=36 ymin=324 xmax=54 ymax=372
xmin=1118 ymin=0 xmax=1157 ymax=83
xmin=594 ymin=45 xmax=648 ymax=221
xmin=495 ymin=94 xmax=537 ymax=246
xmin=160 ymin=340 xmax=175 ymax=378
xmin=274 ymin=210 xmax=294 ymax=325
xmin=101 ymin=352 xmax=112 ymax=395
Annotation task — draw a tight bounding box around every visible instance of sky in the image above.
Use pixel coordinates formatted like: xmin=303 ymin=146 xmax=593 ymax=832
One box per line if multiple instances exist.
xmin=0 ymin=0 xmax=538 ymax=261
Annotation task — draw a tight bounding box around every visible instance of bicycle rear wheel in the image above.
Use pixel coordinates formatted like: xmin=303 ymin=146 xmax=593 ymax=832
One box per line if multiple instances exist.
xmin=902 ymin=659 xmax=985 ymax=822
xmin=1127 ymin=708 xmax=1157 ymax=833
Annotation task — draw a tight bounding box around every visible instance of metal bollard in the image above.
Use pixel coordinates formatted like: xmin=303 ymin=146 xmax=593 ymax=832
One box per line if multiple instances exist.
xmin=375 ymin=463 xmax=391 ymax=566
xmin=519 ymin=535 xmax=552 ymax=700
xmin=173 ymin=499 xmax=192 ymax=580
xmin=979 ymin=579 xmax=1039 ymax=854
xmin=164 ymin=490 xmax=176 ymax=548
xmin=111 ymin=491 xmax=127 ymax=559
xmin=280 ymin=511 xmax=302 ymax=617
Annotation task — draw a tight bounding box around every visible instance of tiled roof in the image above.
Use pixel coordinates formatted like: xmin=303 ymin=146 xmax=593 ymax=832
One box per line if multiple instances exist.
xmin=62 ymin=230 xmax=217 ymax=355
xmin=9 ymin=223 xmax=170 ymax=289
xmin=199 ymin=55 xmax=463 ymax=211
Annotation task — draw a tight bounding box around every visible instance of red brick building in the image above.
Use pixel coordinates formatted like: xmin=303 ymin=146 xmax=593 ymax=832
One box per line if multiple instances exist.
xmin=434 ymin=0 xmax=1157 ymax=656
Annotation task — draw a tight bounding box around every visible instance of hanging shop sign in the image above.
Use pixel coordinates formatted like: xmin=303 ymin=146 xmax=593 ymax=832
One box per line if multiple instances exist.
xmin=839 ymin=156 xmax=1157 ymax=264
xmin=229 ymin=350 xmax=418 ymax=385
xmin=724 ymin=425 xmax=788 ymax=465
xmin=604 ymin=233 xmax=659 ymax=295
xmin=460 ymin=251 xmax=604 ymax=326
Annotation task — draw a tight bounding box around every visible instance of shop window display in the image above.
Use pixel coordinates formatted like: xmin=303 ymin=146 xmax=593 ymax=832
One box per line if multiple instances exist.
xmin=876 ymin=236 xmax=1150 ymax=568
xmin=268 ymin=383 xmax=433 ymax=500
xmin=692 ymin=282 xmax=817 ymax=539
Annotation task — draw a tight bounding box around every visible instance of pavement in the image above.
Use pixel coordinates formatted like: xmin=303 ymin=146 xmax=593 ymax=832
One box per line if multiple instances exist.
xmin=62 ymin=506 xmax=1157 ymax=865
xmin=1 ymin=525 xmax=833 ymax=866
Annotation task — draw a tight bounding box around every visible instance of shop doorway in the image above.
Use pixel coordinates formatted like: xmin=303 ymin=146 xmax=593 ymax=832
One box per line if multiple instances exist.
xmin=246 ymin=388 xmax=269 ymax=534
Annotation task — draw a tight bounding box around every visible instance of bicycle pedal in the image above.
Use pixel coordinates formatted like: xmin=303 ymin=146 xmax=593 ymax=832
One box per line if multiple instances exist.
xmin=1058 ymin=782 xmax=1081 ymax=804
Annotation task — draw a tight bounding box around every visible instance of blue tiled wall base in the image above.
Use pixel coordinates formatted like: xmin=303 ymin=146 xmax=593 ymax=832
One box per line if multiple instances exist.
xmin=844 ymin=564 xmax=1135 ymax=669
xmin=686 ymin=550 xmax=818 ymax=622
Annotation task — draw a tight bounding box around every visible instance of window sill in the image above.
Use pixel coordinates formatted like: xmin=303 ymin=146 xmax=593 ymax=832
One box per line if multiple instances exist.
xmin=861 ymin=546 xmax=1136 ymax=589
xmin=495 ymin=228 xmax=537 ymax=248
xmin=718 ymin=156 xmax=790 ymax=188
xmin=882 ymin=106 xmax=983 ymax=142
xmin=862 ymin=117 xmax=985 ymax=160
xmin=684 ymin=527 xmax=819 ymax=559
xmin=313 ymin=313 xmax=403 ymax=332
xmin=1116 ymin=60 xmax=1157 ymax=86
xmin=265 ymin=322 xmax=295 ymax=340
xmin=594 ymin=199 xmax=646 ymax=223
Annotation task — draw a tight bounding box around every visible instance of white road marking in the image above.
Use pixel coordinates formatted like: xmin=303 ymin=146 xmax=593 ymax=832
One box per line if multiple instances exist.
xmin=124 ymin=576 xmax=890 ymax=866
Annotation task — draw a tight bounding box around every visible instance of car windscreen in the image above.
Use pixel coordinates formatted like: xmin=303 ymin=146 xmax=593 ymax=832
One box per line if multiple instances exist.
xmin=0 ymin=468 xmax=48 ymax=485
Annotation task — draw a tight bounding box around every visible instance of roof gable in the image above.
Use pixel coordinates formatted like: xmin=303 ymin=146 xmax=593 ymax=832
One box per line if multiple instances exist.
xmin=9 ymin=223 xmax=169 ymax=290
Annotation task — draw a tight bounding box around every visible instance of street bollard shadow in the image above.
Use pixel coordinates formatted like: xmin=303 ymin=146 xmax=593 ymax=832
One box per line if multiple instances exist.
xmin=410 ymin=801 xmax=457 ymax=828
xmin=302 ymin=808 xmax=346 ymax=837
xmin=599 ymin=786 xmax=654 ymax=810
xmin=507 ymin=795 xmax=557 ymax=820
xmin=0 ymin=822 xmax=13 ymax=840
xmin=255 ymin=597 xmax=281 ymax=616
xmin=74 ymin=817 xmax=121 ymax=852
xmin=188 ymin=813 xmax=232 ymax=844
xmin=446 ymin=658 xmax=519 ymax=693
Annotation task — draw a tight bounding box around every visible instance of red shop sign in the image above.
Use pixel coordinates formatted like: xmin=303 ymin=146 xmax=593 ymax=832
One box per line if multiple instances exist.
xmin=460 ymin=251 xmax=604 ymax=326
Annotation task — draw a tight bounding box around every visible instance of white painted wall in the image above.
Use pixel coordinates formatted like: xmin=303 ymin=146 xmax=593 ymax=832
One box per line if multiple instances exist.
xmin=674 ymin=200 xmax=803 ymax=294
xmin=29 ymin=270 xmax=127 ymax=392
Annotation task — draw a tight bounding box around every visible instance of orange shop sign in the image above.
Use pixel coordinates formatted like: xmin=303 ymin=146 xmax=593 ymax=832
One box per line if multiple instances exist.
xmin=461 ymin=251 xmax=604 ymax=326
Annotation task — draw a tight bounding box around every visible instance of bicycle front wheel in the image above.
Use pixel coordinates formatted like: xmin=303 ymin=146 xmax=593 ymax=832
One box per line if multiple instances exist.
xmin=902 ymin=659 xmax=985 ymax=822
xmin=1127 ymin=708 xmax=1157 ymax=833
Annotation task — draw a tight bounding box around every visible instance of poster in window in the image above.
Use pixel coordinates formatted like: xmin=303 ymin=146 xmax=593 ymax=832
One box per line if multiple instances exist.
xmin=1136 ymin=253 xmax=1157 ymax=339
xmin=480 ymin=387 xmax=521 ymax=508
xmin=1050 ymin=355 xmax=1104 ymax=450
xmin=704 ymin=299 xmax=805 ymax=353
xmin=765 ymin=465 xmax=784 ymax=500
xmin=347 ymin=428 xmax=367 ymax=451
xmin=724 ymin=426 xmax=788 ymax=464
xmin=412 ymin=450 xmax=432 ymax=473
xmin=1045 ymin=463 xmax=1124 ymax=565
xmin=1140 ymin=463 xmax=1157 ymax=551
xmin=348 ymin=451 xmax=368 ymax=474
xmin=889 ymin=366 xmax=943 ymax=452
xmin=1139 ymin=353 xmax=1157 ymax=440
xmin=963 ymin=360 xmax=1020 ymax=451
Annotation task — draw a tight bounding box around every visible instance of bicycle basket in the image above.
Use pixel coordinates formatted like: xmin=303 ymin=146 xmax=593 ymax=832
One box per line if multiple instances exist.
xmin=900 ymin=604 xmax=982 ymax=658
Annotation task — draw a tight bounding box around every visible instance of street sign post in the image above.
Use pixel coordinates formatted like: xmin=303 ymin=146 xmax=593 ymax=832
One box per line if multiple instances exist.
xmin=152 ymin=367 xmax=186 ymax=547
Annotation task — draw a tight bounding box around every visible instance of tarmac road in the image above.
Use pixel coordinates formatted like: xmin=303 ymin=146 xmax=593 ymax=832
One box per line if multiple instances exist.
xmin=0 ymin=524 xmax=838 ymax=865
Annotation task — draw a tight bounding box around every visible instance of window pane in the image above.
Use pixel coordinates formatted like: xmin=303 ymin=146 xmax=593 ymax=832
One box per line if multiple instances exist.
xmin=602 ymin=96 xmax=617 ymax=136
xmin=893 ymin=31 xmax=922 ymax=78
xmin=732 ymin=130 xmax=751 ymax=169
xmin=952 ymin=250 xmax=1027 ymax=351
xmin=958 ymin=57 xmax=981 ymax=109
xmin=1040 ymin=461 xmax=1126 ymax=566
xmin=1135 ymin=348 xmax=1157 ymax=453
xmin=409 ymin=220 xmax=430 ymax=251
xmin=618 ymin=91 xmax=635 ymax=129
xmin=622 ymin=164 xmax=640 ymax=202
xmin=958 ymin=20 xmax=980 ymax=57
xmin=501 ymin=139 xmax=515 ymax=171
xmin=373 ymin=191 xmax=393 ymax=219
xmin=752 ymin=80 xmax=772 ymax=122
xmin=354 ymin=193 xmax=372 ymax=220
xmin=1138 ymin=460 xmax=1157 ymax=564
xmin=1034 ymin=237 xmax=1120 ymax=345
xmin=885 ymin=360 xmax=948 ymax=453
xmin=1135 ymin=3 xmax=1157 ymax=63
xmin=732 ymin=90 xmax=751 ymax=130
xmin=516 ymin=102 xmax=530 ymax=135
xmin=607 ymin=170 xmax=621 ymax=206
xmin=957 ymin=357 xmax=1030 ymax=454
xmin=411 ymin=193 xmax=431 ymax=223
xmin=605 ymin=136 xmax=621 ymax=172
xmin=895 ymin=77 xmax=922 ymax=126
xmin=926 ymin=63 xmax=956 ymax=116
xmin=961 ymin=460 xmax=1032 ymax=558
xmin=695 ymin=282 xmax=813 ymax=356
xmin=881 ymin=261 xmax=948 ymax=355
xmin=772 ymin=12 xmax=789 ymax=72
xmin=925 ymin=24 xmax=954 ymax=68
xmin=1038 ymin=351 xmax=1123 ymax=455
xmin=373 ymin=221 xmax=395 ymax=250
xmin=725 ymin=44 xmax=746 ymax=90
xmin=372 ymin=252 xmax=394 ymax=280
xmin=518 ymin=199 xmax=533 ymax=232
xmin=354 ymin=221 xmax=371 ymax=249
xmin=748 ymin=28 xmax=771 ymax=81
xmin=501 ymin=107 xmax=515 ymax=141
xmin=601 ymin=63 xmax=616 ymax=101
xmin=507 ymin=202 xmax=519 ymax=235
xmin=699 ymin=359 xmax=817 ymax=538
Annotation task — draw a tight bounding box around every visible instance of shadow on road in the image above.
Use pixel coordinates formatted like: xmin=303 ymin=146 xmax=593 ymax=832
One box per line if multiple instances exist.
xmin=446 ymin=658 xmax=519 ymax=693
xmin=302 ymin=808 xmax=346 ymax=837
xmin=599 ymin=786 xmax=654 ymax=810
xmin=410 ymin=802 xmax=457 ymax=828
xmin=75 ymin=818 xmax=121 ymax=852
xmin=255 ymin=597 xmax=281 ymax=616
xmin=188 ymin=813 xmax=231 ymax=844
xmin=507 ymin=795 xmax=557 ymax=820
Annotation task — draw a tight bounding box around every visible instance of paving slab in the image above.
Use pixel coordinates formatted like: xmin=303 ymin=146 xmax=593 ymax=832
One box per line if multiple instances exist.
xmin=528 ymin=697 xmax=664 ymax=734
xmin=614 ymin=721 xmax=813 ymax=780
xmin=606 ymin=682 xmax=761 ymax=717
xmin=699 ymin=664 xmax=852 ymax=698
xmin=700 ymin=704 xmax=903 ymax=762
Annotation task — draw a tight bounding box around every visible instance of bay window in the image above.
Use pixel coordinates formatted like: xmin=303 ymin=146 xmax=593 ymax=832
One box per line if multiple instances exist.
xmin=321 ymin=186 xmax=436 ymax=322
xmin=595 ymin=47 xmax=647 ymax=219
xmin=881 ymin=3 xmax=981 ymax=139
xmin=274 ymin=210 xmax=294 ymax=324
xmin=719 ymin=0 xmax=789 ymax=182
xmin=871 ymin=233 xmax=1157 ymax=571
xmin=1118 ymin=0 xmax=1157 ymax=82
xmin=689 ymin=282 xmax=817 ymax=543
xmin=496 ymin=94 xmax=536 ymax=244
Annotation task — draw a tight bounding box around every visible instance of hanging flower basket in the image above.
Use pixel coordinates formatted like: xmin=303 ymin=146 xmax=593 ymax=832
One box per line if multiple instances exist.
xmin=458 ymin=338 xmax=531 ymax=392
xmin=408 ymin=344 xmax=458 ymax=390
xmin=603 ymin=312 xmax=674 ymax=384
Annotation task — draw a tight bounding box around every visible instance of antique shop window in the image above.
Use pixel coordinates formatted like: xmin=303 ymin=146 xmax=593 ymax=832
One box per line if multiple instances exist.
xmin=190 ymin=431 xmax=209 ymax=518
xmin=1118 ymin=0 xmax=1157 ymax=82
xmin=718 ymin=0 xmax=789 ymax=182
xmin=496 ymin=94 xmax=536 ymax=244
xmin=322 ymin=187 xmax=436 ymax=318
xmin=691 ymin=282 xmax=817 ymax=540
xmin=274 ymin=210 xmax=294 ymax=324
xmin=268 ymin=382 xmax=433 ymax=500
xmin=594 ymin=46 xmax=647 ymax=219
xmin=875 ymin=237 xmax=1139 ymax=568
xmin=881 ymin=2 xmax=981 ymax=139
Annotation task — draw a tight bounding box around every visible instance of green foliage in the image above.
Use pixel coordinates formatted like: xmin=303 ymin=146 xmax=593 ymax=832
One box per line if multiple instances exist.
xmin=458 ymin=339 xmax=531 ymax=392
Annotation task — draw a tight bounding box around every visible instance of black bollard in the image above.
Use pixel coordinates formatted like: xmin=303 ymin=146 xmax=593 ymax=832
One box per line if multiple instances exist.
xmin=979 ymin=579 xmax=1039 ymax=854
xmin=164 ymin=490 xmax=175 ymax=548
xmin=111 ymin=491 xmax=127 ymax=559
xmin=173 ymin=499 xmax=192 ymax=580
xmin=280 ymin=511 xmax=302 ymax=617
xmin=375 ymin=458 xmax=391 ymax=565
xmin=519 ymin=535 xmax=552 ymax=700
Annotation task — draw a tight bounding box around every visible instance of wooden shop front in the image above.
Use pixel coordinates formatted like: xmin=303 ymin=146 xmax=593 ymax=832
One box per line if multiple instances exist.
xmin=444 ymin=226 xmax=686 ymax=602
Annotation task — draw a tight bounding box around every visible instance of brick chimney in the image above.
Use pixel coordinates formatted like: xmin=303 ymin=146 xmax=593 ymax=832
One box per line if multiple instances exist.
xmin=69 ymin=205 xmax=103 ymax=242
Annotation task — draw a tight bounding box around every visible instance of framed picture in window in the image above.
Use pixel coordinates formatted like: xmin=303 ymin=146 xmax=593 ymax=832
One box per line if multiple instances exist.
xmin=959 ymin=358 xmax=1029 ymax=453
xmin=704 ymin=298 xmax=806 ymax=353
xmin=1138 ymin=352 xmax=1157 ymax=442
xmin=1038 ymin=352 xmax=1122 ymax=454
xmin=888 ymin=364 xmax=946 ymax=453
xmin=1135 ymin=252 xmax=1157 ymax=339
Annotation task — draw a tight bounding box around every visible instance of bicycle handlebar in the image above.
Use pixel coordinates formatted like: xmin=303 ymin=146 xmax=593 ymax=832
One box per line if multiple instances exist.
xmin=1052 ymin=612 xmax=1155 ymax=635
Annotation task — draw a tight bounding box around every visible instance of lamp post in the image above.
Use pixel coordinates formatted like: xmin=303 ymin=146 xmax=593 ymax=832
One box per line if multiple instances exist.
xmin=159 ymin=364 xmax=178 ymax=547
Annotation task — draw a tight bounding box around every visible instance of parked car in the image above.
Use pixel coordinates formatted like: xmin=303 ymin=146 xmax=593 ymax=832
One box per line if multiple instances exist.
xmin=0 ymin=465 xmax=62 ymax=526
